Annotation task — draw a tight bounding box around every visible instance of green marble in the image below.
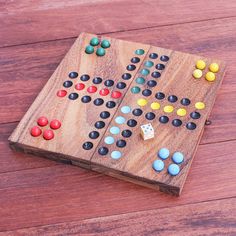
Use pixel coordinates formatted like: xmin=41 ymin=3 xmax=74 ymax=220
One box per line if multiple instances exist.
xmin=101 ymin=40 xmax=110 ymax=48
xmin=135 ymin=49 xmax=145 ymax=55
xmin=96 ymin=47 xmax=106 ymax=56
xmin=85 ymin=45 xmax=94 ymax=54
xmin=135 ymin=77 xmax=145 ymax=84
xmin=140 ymin=68 xmax=150 ymax=76
xmin=144 ymin=61 xmax=154 ymax=68
xmin=90 ymin=37 xmax=100 ymax=46
xmin=131 ymin=86 xmax=141 ymax=94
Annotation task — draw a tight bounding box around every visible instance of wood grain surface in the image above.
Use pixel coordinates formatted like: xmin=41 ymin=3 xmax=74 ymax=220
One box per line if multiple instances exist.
xmin=1 ymin=198 xmax=235 ymax=236
xmin=0 ymin=0 xmax=236 ymax=234
xmin=1 ymin=0 xmax=236 ymax=47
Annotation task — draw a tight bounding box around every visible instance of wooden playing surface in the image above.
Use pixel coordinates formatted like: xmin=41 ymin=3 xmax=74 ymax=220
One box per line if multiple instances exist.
xmin=1 ymin=0 xmax=236 ymax=234
xmin=8 ymin=32 xmax=226 ymax=195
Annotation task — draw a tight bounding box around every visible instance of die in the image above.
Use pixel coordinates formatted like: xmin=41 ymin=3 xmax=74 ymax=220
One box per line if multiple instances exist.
xmin=140 ymin=123 xmax=154 ymax=140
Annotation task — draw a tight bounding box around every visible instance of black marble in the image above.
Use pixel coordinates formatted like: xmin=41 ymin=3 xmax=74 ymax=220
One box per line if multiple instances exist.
xmin=159 ymin=116 xmax=169 ymax=124
xmin=160 ymin=55 xmax=169 ymax=62
xmin=149 ymin=53 xmax=158 ymax=59
xmin=186 ymin=122 xmax=197 ymax=130
xmin=93 ymin=77 xmax=102 ymax=84
xmin=142 ymin=89 xmax=152 ymax=97
xmin=147 ymin=80 xmax=157 ymax=87
xmin=131 ymin=57 xmax=140 ymax=63
xmin=104 ymin=79 xmax=114 ymax=87
xmin=132 ymin=108 xmax=143 ymax=116
xmin=190 ymin=111 xmax=201 ymax=119
xmin=100 ymin=111 xmax=110 ymax=119
xmin=122 ymin=129 xmax=132 ymax=138
xmin=116 ymin=139 xmax=126 ymax=148
xmin=145 ymin=112 xmax=155 ymax=120
xmin=98 ymin=147 xmax=109 ymax=155
xmin=172 ymin=119 xmax=182 ymax=127
xmin=94 ymin=121 xmax=105 ymax=129
xmin=94 ymin=98 xmax=104 ymax=106
xmin=155 ymin=92 xmax=165 ymax=100
xmin=181 ymin=98 xmax=191 ymax=106
xmin=168 ymin=95 xmax=178 ymax=103
xmin=81 ymin=95 xmax=91 ymax=103
xmin=68 ymin=93 xmax=78 ymax=100
xmin=106 ymin=101 xmax=116 ymax=108
xmin=116 ymin=82 xmax=126 ymax=89
xmin=68 ymin=71 xmax=78 ymax=78
xmin=89 ymin=131 xmax=99 ymax=139
xmin=80 ymin=74 xmax=90 ymax=81
xmin=63 ymin=80 xmax=73 ymax=88
xmin=151 ymin=71 xmax=161 ymax=78
xmin=127 ymin=64 xmax=136 ymax=71
xmin=122 ymin=73 xmax=132 ymax=80
xmin=82 ymin=142 xmax=93 ymax=150
xmin=156 ymin=64 xmax=165 ymax=70
xmin=127 ymin=119 xmax=137 ymax=127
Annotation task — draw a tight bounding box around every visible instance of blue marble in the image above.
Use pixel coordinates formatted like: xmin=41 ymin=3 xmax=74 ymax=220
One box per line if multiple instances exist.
xmin=135 ymin=49 xmax=145 ymax=55
xmin=152 ymin=160 xmax=164 ymax=172
xmin=158 ymin=148 xmax=170 ymax=160
xmin=121 ymin=106 xmax=131 ymax=114
xmin=144 ymin=61 xmax=154 ymax=68
xmin=111 ymin=151 xmax=122 ymax=160
xmin=110 ymin=126 xmax=120 ymax=135
xmin=140 ymin=68 xmax=150 ymax=76
xmin=104 ymin=136 xmax=115 ymax=145
xmin=115 ymin=116 xmax=126 ymax=124
xmin=172 ymin=152 xmax=184 ymax=164
xmin=168 ymin=164 xmax=180 ymax=176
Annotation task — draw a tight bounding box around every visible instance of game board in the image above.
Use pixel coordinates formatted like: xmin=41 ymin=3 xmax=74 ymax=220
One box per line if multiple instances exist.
xmin=9 ymin=33 xmax=226 ymax=196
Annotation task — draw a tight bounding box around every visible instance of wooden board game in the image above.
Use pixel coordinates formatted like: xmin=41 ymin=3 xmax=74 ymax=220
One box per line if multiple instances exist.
xmin=8 ymin=32 xmax=226 ymax=196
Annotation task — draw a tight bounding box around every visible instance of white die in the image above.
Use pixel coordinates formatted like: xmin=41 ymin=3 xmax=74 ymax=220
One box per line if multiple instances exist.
xmin=141 ymin=123 xmax=154 ymax=140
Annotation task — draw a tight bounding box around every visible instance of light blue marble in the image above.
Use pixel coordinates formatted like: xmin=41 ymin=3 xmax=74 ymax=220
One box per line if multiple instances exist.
xmin=168 ymin=164 xmax=180 ymax=176
xmin=152 ymin=160 xmax=164 ymax=172
xmin=110 ymin=126 xmax=120 ymax=135
xmin=172 ymin=152 xmax=184 ymax=164
xmin=121 ymin=106 xmax=131 ymax=114
xmin=111 ymin=151 xmax=122 ymax=160
xmin=115 ymin=116 xmax=126 ymax=124
xmin=158 ymin=148 xmax=170 ymax=160
xmin=104 ymin=136 xmax=115 ymax=145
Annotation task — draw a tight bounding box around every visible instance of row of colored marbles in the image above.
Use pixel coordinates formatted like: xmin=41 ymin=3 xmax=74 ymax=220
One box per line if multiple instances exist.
xmin=83 ymin=47 xmax=145 ymax=156
xmin=94 ymin=105 xmax=135 ymax=159
xmin=57 ymin=73 xmax=123 ymax=101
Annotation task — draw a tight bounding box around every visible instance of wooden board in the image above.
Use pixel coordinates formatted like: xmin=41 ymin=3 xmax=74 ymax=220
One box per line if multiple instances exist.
xmin=8 ymin=32 xmax=226 ymax=195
